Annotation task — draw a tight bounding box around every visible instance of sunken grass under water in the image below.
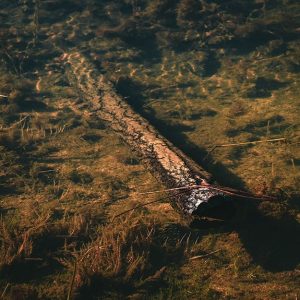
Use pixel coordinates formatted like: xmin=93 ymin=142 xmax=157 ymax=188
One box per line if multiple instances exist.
xmin=0 ymin=0 xmax=300 ymax=299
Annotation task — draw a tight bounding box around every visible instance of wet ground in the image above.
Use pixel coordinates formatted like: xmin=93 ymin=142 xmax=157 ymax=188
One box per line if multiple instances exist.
xmin=0 ymin=0 xmax=300 ymax=299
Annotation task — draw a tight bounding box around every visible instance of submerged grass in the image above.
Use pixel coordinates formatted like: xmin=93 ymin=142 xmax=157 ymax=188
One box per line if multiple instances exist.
xmin=0 ymin=0 xmax=300 ymax=299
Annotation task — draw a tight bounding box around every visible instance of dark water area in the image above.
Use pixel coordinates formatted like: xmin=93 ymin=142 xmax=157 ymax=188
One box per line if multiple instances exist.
xmin=0 ymin=0 xmax=300 ymax=299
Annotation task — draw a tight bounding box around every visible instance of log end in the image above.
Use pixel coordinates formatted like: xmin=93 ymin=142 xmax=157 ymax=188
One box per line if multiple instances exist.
xmin=192 ymin=194 xmax=236 ymax=221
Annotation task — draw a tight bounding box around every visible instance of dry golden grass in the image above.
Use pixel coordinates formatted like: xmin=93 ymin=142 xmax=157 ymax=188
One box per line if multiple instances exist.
xmin=0 ymin=1 xmax=300 ymax=299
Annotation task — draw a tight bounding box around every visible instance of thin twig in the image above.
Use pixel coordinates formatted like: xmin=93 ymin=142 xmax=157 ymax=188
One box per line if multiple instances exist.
xmin=148 ymin=84 xmax=178 ymax=94
xmin=214 ymin=137 xmax=286 ymax=148
xmin=0 ymin=115 xmax=30 ymax=131
xmin=112 ymin=198 xmax=165 ymax=220
xmin=204 ymin=137 xmax=286 ymax=160
xmin=136 ymin=184 xmax=201 ymax=195
xmin=3 ymin=49 xmax=19 ymax=74
xmin=203 ymin=145 xmax=217 ymax=161
xmin=207 ymin=185 xmax=276 ymax=201
xmin=112 ymin=191 xmax=188 ymax=220
xmin=138 ymin=183 xmax=276 ymax=202
xmin=189 ymin=249 xmax=221 ymax=260
xmin=112 ymin=180 xmax=274 ymax=221
xmin=252 ymin=54 xmax=284 ymax=64
xmin=79 ymin=245 xmax=105 ymax=263
xmin=0 ymin=283 xmax=10 ymax=299
xmin=67 ymin=261 xmax=77 ymax=300
xmin=24 ymin=257 xmax=43 ymax=261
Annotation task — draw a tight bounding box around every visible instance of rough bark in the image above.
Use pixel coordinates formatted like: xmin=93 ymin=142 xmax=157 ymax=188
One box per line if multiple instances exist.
xmin=65 ymin=52 xmax=227 ymax=219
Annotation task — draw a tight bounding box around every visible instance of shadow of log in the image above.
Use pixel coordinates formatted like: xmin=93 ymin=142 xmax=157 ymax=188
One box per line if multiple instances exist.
xmin=235 ymin=198 xmax=300 ymax=272
xmin=117 ymin=79 xmax=300 ymax=272
xmin=135 ymin=110 xmax=246 ymax=188
xmin=115 ymin=77 xmax=246 ymax=189
xmin=156 ymin=119 xmax=300 ymax=272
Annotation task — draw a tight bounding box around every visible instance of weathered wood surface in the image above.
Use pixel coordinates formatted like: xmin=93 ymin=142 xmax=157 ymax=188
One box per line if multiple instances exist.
xmin=65 ymin=52 xmax=226 ymax=218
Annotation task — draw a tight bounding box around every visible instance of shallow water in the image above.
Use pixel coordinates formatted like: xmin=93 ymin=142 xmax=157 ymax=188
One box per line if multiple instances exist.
xmin=3 ymin=0 xmax=299 ymax=191
xmin=0 ymin=0 xmax=300 ymax=299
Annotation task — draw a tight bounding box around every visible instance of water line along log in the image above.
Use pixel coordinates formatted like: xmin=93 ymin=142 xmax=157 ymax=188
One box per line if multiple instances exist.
xmin=65 ymin=52 xmax=233 ymax=221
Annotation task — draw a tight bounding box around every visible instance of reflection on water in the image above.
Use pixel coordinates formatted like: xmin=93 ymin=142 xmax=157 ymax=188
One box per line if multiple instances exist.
xmin=0 ymin=0 xmax=300 ymax=299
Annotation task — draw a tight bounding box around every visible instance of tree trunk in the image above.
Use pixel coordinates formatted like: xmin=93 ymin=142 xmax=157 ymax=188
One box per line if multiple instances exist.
xmin=65 ymin=52 xmax=231 ymax=220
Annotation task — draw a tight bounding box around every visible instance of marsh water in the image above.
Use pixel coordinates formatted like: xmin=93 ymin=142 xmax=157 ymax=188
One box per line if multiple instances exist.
xmin=0 ymin=0 xmax=300 ymax=299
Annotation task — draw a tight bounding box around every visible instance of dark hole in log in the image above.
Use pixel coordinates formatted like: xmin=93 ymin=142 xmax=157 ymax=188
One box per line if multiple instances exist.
xmin=192 ymin=195 xmax=236 ymax=221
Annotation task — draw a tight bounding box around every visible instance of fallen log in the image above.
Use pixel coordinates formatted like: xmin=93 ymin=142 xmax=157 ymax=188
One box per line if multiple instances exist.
xmin=64 ymin=52 xmax=235 ymax=221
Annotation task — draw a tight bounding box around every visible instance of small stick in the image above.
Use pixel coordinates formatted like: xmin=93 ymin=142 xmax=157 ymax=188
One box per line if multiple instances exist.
xmin=0 ymin=115 xmax=30 ymax=131
xmin=214 ymin=137 xmax=286 ymax=148
xmin=138 ymin=183 xmax=276 ymax=202
xmin=252 ymin=54 xmax=284 ymax=64
xmin=3 ymin=49 xmax=19 ymax=75
xmin=189 ymin=249 xmax=221 ymax=260
xmin=204 ymin=138 xmax=286 ymax=159
xmin=0 ymin=283 xmax=10 ymax=299
xmin=78 ymin=245 xmax=105 ymax=263
xmin=136 ymin=184 xmax=202 ymax=195
xmin=67 ymin=260 xmax=77 ymax=300
xmin=112 ymin=180 xmax=274 ymax=222
xmin=207 ymin=185 xmax=276 ymax=201
xmin=112 ymin=191 xmax=188 ymax=220
xmin=148 ymin=84 xmax=178 ymax=94
xmin=203 ymin=145 xmax=217 ymax=161
xmin=112 ymin=198 xmax=166 ymax=220
xmin=271 ymin=161 xmax=275 ymax=178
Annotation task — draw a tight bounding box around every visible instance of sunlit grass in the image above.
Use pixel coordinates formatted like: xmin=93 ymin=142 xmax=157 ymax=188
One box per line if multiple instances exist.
xmin=0 ymin=0 xmax=299 ymax=299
